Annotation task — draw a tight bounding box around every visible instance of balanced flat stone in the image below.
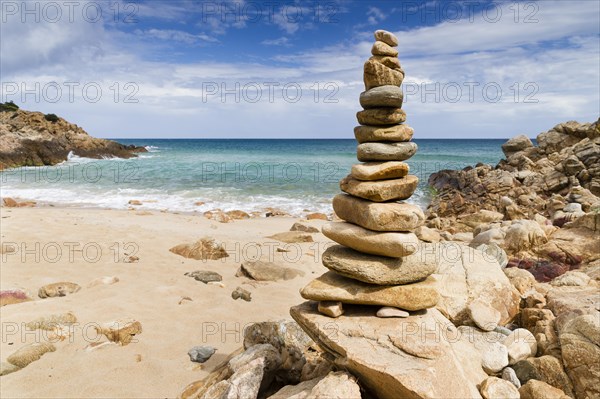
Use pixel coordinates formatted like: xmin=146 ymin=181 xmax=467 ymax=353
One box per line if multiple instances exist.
xmin=332 ymin=194 xmax=424 ymax=232
xmin=371 ymin=41 xmax=398 ymax=57
xmin=322 ymin=223 xmax=419 ymax=258
xmin=354 ymin=124 xmax=413 ymax=143
xmin=357 ymin=142 xmax=417 ymax=162
xmin=374 ymin=30 xmax=399 ymax=47
xmin=370 ymin=55 xmax=402 ymax=70
xmin=357 ymin=108 xmax=406 ymax=125
xmin=360 ymin=86 xmax=403 ymax=109
xmin=351 ymin=162 xmax=409 ymax=181
xmin=321 ymin=244 xmax=437 ymax=285
xmin=340 ymin=175 xmax=418 ymax=202
xmin=300 ymin=272 xmax=439 ymax=311
xmin=364 ymin=59 xmax=404 ymax=90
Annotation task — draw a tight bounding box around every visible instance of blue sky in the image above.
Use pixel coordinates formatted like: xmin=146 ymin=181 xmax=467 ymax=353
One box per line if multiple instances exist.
xmin=1 ymin=0 xmax=599 ymax=138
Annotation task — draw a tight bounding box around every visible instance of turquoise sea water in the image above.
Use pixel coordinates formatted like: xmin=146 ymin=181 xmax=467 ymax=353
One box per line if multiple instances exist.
xmin=0 ymin=139 xmax=505 ymax=215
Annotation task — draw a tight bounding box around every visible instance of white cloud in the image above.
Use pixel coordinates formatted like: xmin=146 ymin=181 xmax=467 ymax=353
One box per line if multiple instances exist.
xmin=367 ymin=7 xmax=386 ymax=25
xmin=261 ymin=37 xmax=291 ymax=46
xmin=135 ymin=29 xmax=218 ymax=44
xmin=0 ymin=1 xmax=597 ymax=139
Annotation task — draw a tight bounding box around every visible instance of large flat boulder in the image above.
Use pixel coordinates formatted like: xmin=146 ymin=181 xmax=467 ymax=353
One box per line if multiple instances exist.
xmin=431 ymin=243 xmax=521 ymax=325
xmin=300 ymin=271 xmax=438 ymax=311
xmin=290 ymin=302 xmax=487 ymax=398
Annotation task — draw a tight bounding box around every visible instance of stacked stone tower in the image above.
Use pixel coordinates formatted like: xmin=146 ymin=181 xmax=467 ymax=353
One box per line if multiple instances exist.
xmin=298 ymin=30 xmax=440 ymax=318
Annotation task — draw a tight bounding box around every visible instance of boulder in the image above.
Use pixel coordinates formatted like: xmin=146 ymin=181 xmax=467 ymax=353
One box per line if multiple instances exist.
xmin=519 ymin=380 xmax=570 ymax=399
xmin=351 ymin=161 xmax=409 ymax=181
xmin=308 ymin=371 xmax=361 ymax=398
xmin=469 ymin=228 xmax=506 ymax=248
xmin=528 ymin=356 xmax=575 ymax=397
xmin=371 ymin=40 xmax=398 ymax=56
xmin=415 ymin=226 xmax=441 ymax=243
xmin=301 ymin=272 xmax=439 ymax=311
xmin=480 ymin=376 xmax=520 ymax=399
xmin=374 ymin=29 xmax=399 ymax=46
xmin=504 ymin=220 xmax=548 ymax=254
xmin=537 ymin=131 xmax=579 ymax=154
xmin=236 ymin=260 xmax=304 ymax=281
xmin=502 ymin=135 xmax=534 ymax=158
xmin=550 ymin=270 xmax=591 ymax=287
xmin=356 ymin=107 xmax=406 ymax=125
xmin=306 ymin=213 xmax=328 ymax=220
xmin=290 ymin=302 xmax=487 ymax=398
xmin=502 ymin=367 xmax=522 ymax=388
xmin=184 ymin=270 xmax=223 ymax=284
xmin=269 ymin=371 xmax=360 ymax=399
xmin=460 ymin=210 xmax=504 ymax=229
xmin=95 ymin=319 xmax=142 ymax=346
xmin=169 ymin=238 xmax=229 ymax=260
xmin=25 ymin=312 xmax=77 ymax=330
xmin=267 ymin=232 xmax=313 ymax=243
xmin=432 ymin=243 xmax=521 ymax=325
xmin=290 ymin=222 xmax=319 ymax=233
xmin=6 ymin=342 xmax=56 ymax=368
xmin=321 ymin=222 xmax=419 ymax=257
xmin=332 ymin=194 xmax=425 ymax=231
xmin=359 ymin=85 xmax=403 ymax=109
xmin=38 ymin=282 xmax=81 ymax=298
xmin=363 ymin=59 xmax=404 ymax=90
xmin=503 ymin=329 xmax=537 ymax=365
xmin=218 ymin=357 xmax=265 ymax=399
xmin=357 ymin=142 xmax=417 ymax=162
xmin=559 ymin=314 xmax=600 ymax=399
xmin=0 ymin=289 xmax=32 ymax=306
xmin=457 ymin=326 xmax=508 ymax=374
xmin=468 ymin=299 xmax=502 ymax=331
xmin=340 ymin=175 xmax=418 ymax=202
xmin=243 ymin=320 xmax=328 ymax=384
xmin=320 ymin=244 xmax=437 ymax=285
xmin=354 ymin=124 xmax=413 ymax=143
xmin=229 ymin=344 xmax=282 ymax=390
xmin=503 ymin=268 xmax=537 ymax=295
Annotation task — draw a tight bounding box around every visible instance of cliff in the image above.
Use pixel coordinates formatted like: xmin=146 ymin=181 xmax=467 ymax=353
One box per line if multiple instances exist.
xmin=0 ymin=103 xmax=146 ymax=170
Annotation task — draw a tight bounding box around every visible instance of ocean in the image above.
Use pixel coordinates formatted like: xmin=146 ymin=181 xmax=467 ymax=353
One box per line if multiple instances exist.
xmin=0 ymin=139 xmax=505 ymax=215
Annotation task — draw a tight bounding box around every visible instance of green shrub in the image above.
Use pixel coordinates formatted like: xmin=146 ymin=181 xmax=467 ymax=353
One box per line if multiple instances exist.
xmin=44 ymin=113 xmax=59 ymax=123
xmin=0 ymin=101 xmax=19 ymax=112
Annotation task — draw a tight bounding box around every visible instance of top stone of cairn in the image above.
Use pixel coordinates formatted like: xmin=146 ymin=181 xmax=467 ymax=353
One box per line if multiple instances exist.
xmin=374 ymin=30 xmax=398 ymax=47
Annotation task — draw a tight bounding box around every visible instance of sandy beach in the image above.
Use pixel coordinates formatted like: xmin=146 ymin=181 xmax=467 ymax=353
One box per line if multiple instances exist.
xmin=0 ymin=207 xmax=330 ymax=398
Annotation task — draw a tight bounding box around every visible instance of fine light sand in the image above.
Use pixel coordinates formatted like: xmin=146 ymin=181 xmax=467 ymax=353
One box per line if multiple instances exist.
xmin=0 ymin=207 xmax=331 ymax=398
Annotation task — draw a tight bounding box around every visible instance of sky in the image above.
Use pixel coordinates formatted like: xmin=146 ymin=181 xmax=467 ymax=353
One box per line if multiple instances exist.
xmin=0 ymin=0 xmax=599 ymax=138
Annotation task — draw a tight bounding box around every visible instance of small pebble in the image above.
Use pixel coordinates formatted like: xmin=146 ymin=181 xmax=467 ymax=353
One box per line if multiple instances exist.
xmin=318 ymin=301 xmax=344 ymax=318
xmin=231 ymin=287 xmax=251 ymax=302
xmin=376 ymin=306 xmax=409 ymax=318
xmin=188 ymin=346 xmax=216 ymax=363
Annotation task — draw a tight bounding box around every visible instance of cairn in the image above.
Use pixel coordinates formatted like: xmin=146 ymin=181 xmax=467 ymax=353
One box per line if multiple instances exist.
xmin=297 ymin=30 xmax=439 ymax=317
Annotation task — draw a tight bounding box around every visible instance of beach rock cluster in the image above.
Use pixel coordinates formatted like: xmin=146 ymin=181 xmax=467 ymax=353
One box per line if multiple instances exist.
xmin=426 ymin=119 xmax=600 ymax=282
xmin=0 ymin=106 xmax=146 ymax=170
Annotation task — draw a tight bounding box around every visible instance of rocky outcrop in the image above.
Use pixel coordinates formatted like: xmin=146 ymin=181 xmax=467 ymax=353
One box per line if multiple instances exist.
xmin=0 ymin=106 xmax=146 ymax=169
xmin=427 ymin=119 xmax=600 ymax=284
